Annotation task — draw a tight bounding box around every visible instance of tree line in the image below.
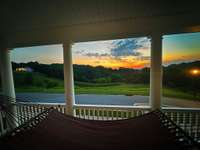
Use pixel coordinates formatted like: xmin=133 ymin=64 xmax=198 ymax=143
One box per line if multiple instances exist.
xmin=11 ymin=61 xmax=200 ymax=95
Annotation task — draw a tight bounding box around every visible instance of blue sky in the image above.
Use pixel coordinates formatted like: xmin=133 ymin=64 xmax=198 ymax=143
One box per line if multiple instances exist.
xmin=11 ymin=32 xmax=200 ymax=69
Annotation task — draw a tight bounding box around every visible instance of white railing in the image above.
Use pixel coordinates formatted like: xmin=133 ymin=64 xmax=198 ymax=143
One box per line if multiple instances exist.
xmin=15 ymin=103 xmax=65 ymax=125
xmin=74 ymin=104 xmax=151 ymax=120
xmin=162 ymin=107 xmax=200 ymax=143
xmin=0 ymin=103 xmax=200 ymax=143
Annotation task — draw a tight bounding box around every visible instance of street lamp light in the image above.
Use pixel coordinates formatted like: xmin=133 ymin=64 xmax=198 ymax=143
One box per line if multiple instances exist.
xmin=190 ymin=69 xmax=199 ymax=76
xmin=189 ymin=69 xmax=199 ymax=98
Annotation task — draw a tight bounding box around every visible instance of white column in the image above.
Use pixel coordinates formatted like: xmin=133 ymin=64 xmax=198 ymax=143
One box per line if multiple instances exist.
xmin=63 ymin=41 xmax=75 ymax=116
xmin=0 ymin=48 xmax=17 ymax=128
xmin=0 ymin=48 xmax=16 ymax=100
xmin=150 ymin=34 xmax=162 ymax=110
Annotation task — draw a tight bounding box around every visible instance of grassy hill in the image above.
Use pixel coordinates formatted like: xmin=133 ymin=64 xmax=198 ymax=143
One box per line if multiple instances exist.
xmin=12 ymin=72 xmax=200 ymax=101
xmin=14 ymin=72 xmax=64 ymax=91
xmin=11 ymin=61 xmax=200 ymax=101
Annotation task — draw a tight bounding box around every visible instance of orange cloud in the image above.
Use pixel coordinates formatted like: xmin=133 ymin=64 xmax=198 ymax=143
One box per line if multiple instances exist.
xmin=73 ymin=55 xmax=150 ymax=69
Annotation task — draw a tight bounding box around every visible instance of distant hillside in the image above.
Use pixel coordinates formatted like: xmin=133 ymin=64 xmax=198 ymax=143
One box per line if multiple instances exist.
xmin=12 ymin=61 xmax=150 ymax=83
xmin=12 ymin=61 xmax=200 ymax=93
xmin=13 ymin=71 xmax=63 ymax=89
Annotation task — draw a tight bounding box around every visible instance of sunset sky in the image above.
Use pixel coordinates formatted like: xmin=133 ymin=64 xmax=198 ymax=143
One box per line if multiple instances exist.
xmin=11 ymin=32 xmax=200 ymax=69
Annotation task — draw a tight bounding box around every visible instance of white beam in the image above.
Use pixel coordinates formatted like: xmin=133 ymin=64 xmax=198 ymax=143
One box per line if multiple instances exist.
xmin=63 ymin=42 xmax=75 ymax=116
xmin=150 ymin=34 xmax=162 ymax=110
xmin=0 ymin=49 xmax=16 ymax=100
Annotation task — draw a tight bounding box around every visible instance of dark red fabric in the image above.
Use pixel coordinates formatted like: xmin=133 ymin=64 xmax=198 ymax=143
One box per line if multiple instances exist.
xmin=1 ymin=110 xmax=182 ymax=150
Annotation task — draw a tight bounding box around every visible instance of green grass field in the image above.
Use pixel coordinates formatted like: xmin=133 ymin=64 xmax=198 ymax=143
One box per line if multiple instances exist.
xmin=14 ymin=82 xmax=200 ymax=101
xmin=2 ymin=72 xmax=196 ymax=101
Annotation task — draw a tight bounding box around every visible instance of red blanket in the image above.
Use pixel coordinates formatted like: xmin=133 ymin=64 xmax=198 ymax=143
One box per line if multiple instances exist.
xmin=1 ymin=110 xmax=183 ymax=150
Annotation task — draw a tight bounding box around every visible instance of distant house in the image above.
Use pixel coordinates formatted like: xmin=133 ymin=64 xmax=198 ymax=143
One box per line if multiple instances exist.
xmin=15 ymin=67 xmax=33 ymax=72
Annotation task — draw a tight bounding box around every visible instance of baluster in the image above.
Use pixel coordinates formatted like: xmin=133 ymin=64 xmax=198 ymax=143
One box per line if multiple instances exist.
xmin=27 ymin=105 xmax=30 ymax=120
xmin=92 ymin=109 xmax=95 ymax=120
xmin=39 ymin=105 xmax=42 ymax=113
xmin=0 ymin=111 xmax=4 ymax=135
xmin=97 ymin=109 xmax=100 ymax=120
xmin=189 ymin=112 xmax=192 ymax=137
xmin=195 ymin=113 xmax=199 ymax=140
xmin=132 ymin=111 xmax=136 ymax=118
xmin=56 ymin=105 xmax=60 ymax=112
xmin=105 ymin=109 xmax=108 ymax=120
xmin=77 ymin=108 xmax=81 ymax=119
xmin=63 ymin=106 xmax=66 ymax=114
xmin=1 ymin=112 xmax=6 ymax=133
xmin=40 ymin=106 xmax=43 ymax=112
xmin=33 ymin=105 xmax=37 ymax=116
xmin=113 ymin=110 xmax=116 ymax=120
xmin=74 ymin=108 xmax=77 ymax=117
xmin=81 ymin=108 xmax=84 ymax=118
xmin=101 ymin=109 xmax=104 ymax=120
xmin=86 ymin=109 xmax=89 ymax=120
xmin=98 ymin=110 xmax=101 ymax=120
xmin=36 ymin=105 xmax=40 ymax=114
xmin=73 ymin=107 xmax=76 ymax=117
xmin=124 ymin=111 xmax=127 ymax=118
xmin=124 ymin=111 xmax=126 ymax=118
xmin=24 ymin=105 xmax=28 ymax=121
xmin=58 ymin=105 xmax=61 ymax=113
xmin=136 ymin=110 xmax=139 ymax=117
xmin=17 ymin=105 xmax=21 ymax=125
xmin=116 ymin=110 xmax=119 ymax=120
xmin=128 ymin=111 xmax=131 ymax=118
xmin=62 ymin=106 xmax=65 ymax=114
xmin=28 ymin=105 xmax=31 ymax=119
xmin=76 ymin=108 xmax=79 ymax=118
xmin=29 ymin=105 xmax=33 ymax=118
xmin=80 ymin=109 xmax=83 ymax=119
xmin=83 ymin=109 xmax=86 ymax=119
xmin=33 ymin=105 xmax=37 ymax=115
xmin=126 ymin=111 xmax=129 ymax=118
xmin=77 ymin=108 xmax=80 ymax=118
xmin=21 ymin=105 xmax=25 ymax=121
xmin=172 ymin=112 xmax=176 ymax=122
xmin=176 ymin=112 xmax=179 ymax=126
xmin=183 ymin=112 xmax=186 ymax=132
xmin=88 ymin=109 xmax=91 ymax=120
xmin=64 ymin=107 xmax=67 ymax=115
xmin=24 ymin=105 xmax=28 ymax=120
xmin=119 ymin=111 xmax=122 ymax=119
xmin=119 ymin=110 xmax=122 ymax=120
xmin=30 ymin=105 xmax=33 ymax=118
xmin=21 ymin=105 xmax=25 ymax=123
xmin=32 ymin=105 xmax=35 ymax=114
xmin=192 ymin=112 xmax=195 ymax=138
xmin=111 ymin=110 xmax=113 ymax=120
xmin=29 ymin=105 xmax=32 ymax=118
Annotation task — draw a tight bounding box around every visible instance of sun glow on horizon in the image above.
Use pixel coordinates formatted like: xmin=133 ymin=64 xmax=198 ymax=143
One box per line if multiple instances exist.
xmin=11 ymin=32 xmax=200 ymax=69
xmin=72 ymin=37 xmax=151 ymax=69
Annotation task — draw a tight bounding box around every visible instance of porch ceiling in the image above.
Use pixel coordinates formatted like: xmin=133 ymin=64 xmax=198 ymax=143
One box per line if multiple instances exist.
xmin=0 ymin=0 xmax=200 ymax=48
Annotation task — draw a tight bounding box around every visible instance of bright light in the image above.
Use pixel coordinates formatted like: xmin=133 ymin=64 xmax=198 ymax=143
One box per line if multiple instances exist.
xmin=190 ymin=69 xmax=200 ymax=75
xmin=193 ymin=70 xmax=198 ymax=74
